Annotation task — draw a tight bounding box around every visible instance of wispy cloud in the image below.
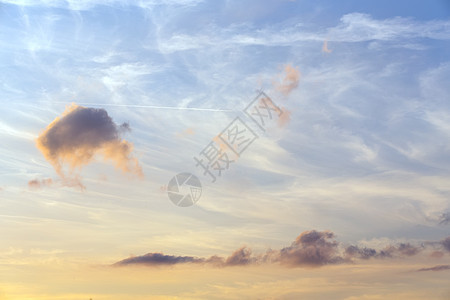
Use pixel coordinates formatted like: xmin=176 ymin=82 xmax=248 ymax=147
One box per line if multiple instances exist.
xmin=155 ymin=13 xmax=450 ymax=53
xmin=332 ymin=13 xmax=450 ymax=42
xmin=417 ymin=264 xmax=450 ymax=272
xmin=1 ymin=0 xmax=204 ymax=10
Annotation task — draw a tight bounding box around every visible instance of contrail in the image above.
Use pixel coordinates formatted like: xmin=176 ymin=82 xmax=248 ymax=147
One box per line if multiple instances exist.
xmin=48 ymin=101 xmax=235 ymax=112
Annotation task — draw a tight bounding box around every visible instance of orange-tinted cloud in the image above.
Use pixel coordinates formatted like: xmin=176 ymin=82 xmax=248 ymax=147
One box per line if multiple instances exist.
xmin=36 ymin=104 xmax=143 ymax=188
xmin=175 ymin=127 xmax=195 ymax=138
xmin=274 ymin=64 xmax=300 ymax=96
xmin=28 ymin=178 xmax=53 ymax=190
xmin=441 ymin=237 xmax=450 ymax=252
xmin=278 ymin=106 xmax=291 ymax=128
xmin=61 ymin=175 xmax=86 ymax=190
xmin=322 ymin=40 xmax=332 ymax=53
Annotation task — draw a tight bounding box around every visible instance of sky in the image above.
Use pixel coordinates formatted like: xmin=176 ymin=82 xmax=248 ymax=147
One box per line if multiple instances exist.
xmin=0 ymin=0 xmax=450 ymax=299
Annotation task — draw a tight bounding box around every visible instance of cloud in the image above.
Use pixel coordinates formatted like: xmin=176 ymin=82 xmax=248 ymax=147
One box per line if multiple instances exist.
xmin=278 ymin=230 xmax=342 ymax=267
xmin=119 ymin=122 xmax=131 ymax=133
xmin=344 ymin=243 xmax=422 ymax=260
xmin=28 ymin=178 xmax=53 ymax=190
xmin=430 ymin=251 xmax=444 ymax=258
xmin=395 ymin=243 xmax=422 ymax=256
xmin=277 ymin=107 xmax=291 ymax=128
xmin=156 ymin=13 xmax=450 ymax=54
xmin=344 ymin=245 xmax=377 ymax=260
xmin=114 ymin=230 xmax=445 ymax=269
xmin=114 ymin=230 xmax=343 ymax=268
xmin=329 ymin=13 xmax=450 ymax=44
xmin=36 ymin=104 xmax=143 ymax=188
xmin=175 ymin=127 xmax=195 ymax=138
xmin=2 ymin=0 xmax=204 ymax=10
xmin=114 ymin=253 xmax=203 ymax=266
xmin=114 ymin=248 xmax=255 ymax=268
xmin=439 ymin=212 xmax=450 ymax=225
xmin=322 ymin=40 xmax=332 ymax=53
xmin=417 ymin=265 xmax=450 ymax=272
xmin=441 ymin=237 xmax=450 ymax=252
xmin=274 ymin=64 xmax=300 ymax=96
xmin=224 ymin=247 xmax=253 ymax=266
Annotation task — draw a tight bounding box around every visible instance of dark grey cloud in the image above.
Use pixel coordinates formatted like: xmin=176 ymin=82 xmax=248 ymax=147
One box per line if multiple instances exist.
xmin=119 ymin=121 xmax=131 ymax=133
xmin=36 ymin=104 xmax=143 ymax=188
xmin=439 ymin=212 xmax=450 ymax=225
xmin=441 ymin=237 xmax=450 ymax=252
xmin=114 ymin=253 xmax=204 ymax=266
xmin=417 ymin=265 xmax=450 ymax=272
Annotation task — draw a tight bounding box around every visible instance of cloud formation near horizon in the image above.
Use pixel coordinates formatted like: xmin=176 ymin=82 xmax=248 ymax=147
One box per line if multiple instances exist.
xmin=114 ymin=253 xmax=203 ymax=266
xmin=36 ymin=104 xmax=143 ymax=188
xmin=417 ymin=265 xmax=450 ymax=272
xmin=344 ymin=242 xmax=423 ymax=260
xmin=114 ymin=230 xmax=450 ymax=268
xmin=439 ymin=212 xmax=450 ymax=225
xmin=277 ymin=230 xmax=342 ymax=266
xmin=441 ymin=237 xmax=450 ymax=252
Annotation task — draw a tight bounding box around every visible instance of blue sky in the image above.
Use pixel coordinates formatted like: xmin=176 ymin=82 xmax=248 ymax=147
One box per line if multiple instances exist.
xmin=0 ymin=0 xmax=450 ymax=299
